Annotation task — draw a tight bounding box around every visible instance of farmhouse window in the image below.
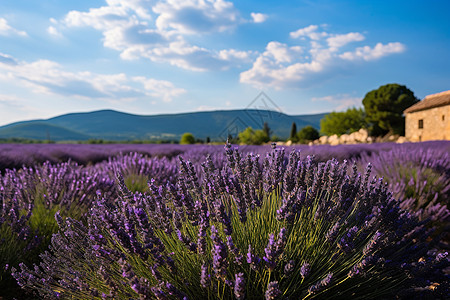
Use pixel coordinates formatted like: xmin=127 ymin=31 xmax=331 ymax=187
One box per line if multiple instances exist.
xmin=418 ymin=119 xmax=423 ymax=129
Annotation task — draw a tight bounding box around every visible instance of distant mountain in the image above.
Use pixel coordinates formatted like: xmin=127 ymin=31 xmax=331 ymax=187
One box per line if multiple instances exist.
xmin=0 ymin=109 xmax=328 ymax=141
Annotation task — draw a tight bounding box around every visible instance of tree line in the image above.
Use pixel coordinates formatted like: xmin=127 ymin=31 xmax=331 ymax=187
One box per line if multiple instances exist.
xmin=180 ymin=83 xmax=420 ymax=145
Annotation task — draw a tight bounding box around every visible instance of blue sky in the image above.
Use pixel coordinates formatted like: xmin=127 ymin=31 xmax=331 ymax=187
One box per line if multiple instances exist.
xmin=0 ymin=0 xmax=449 ymax=126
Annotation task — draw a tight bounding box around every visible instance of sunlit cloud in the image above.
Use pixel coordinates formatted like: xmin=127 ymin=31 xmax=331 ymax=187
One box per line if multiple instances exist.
xmin=0 ymin=54 xmax=186 ymax=102
xmin=240 ymin=25 xmax=405 ymax=89
xmin=55 ymin=0 xmax=252 ymax=72
xmin=153 ymin=0 xmax=242 ymax=34
xmin=0 ymin=17 xmax=28 ymax=37
xmin=250 ymin=12 xmax=268 ymax=23
xmin=340 ymin=42 xmax=405 ymax=61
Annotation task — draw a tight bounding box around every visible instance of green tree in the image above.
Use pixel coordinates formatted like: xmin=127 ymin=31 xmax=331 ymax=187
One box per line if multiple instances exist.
xmin=289 ymin=122 xmax=297 ymax=142
xmin=180 ymin=132 xmax=195 ymax=144
xmin=320 ymin=108 xmax=366 ymax=136
xmin=297 ymin=126 xmax=320 ymax=143
xmin=362 ymin=83 xmax=419 ymax=136
xmin=238 ymin=127 xmax=269 ymax=145
xmin=262 ymin=122 xmax=272 ymax=140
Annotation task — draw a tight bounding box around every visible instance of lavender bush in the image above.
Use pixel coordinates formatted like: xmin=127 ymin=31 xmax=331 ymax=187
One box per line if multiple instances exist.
xmin=1 ymin=161 xmax=116 ymax=298
xmin=360 ymin=143 xmax=450 ymax=228
xmin=12 ymin=144 xmax=449 ymax=299
xmin=97 ymin=152 xmax=178 ymax=193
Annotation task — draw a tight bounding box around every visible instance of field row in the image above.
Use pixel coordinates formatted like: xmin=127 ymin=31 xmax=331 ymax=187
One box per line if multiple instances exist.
xmin=1 ymin=141 xmax=449 ymax=299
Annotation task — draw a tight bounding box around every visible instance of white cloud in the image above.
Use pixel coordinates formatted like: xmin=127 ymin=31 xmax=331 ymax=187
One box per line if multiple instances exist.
xmin=290 ymin=25 xmax=327 ymax=40
xmin=47 ymin=26 xmax=62 ymax=37
xmin=0 ymin=54 xmax=186 ymax=103
xmin=241 ymin=25 xmax=405 ymax=89
xmin=265 ymin=41 xmax=302 ymax=63
xmin=153 ymin=0 xmax=241 ymax=34
xmin=132 ymin=76 xmax=186 ymax=102
xmin=340 ymin=42 xmax=405 ymax=61
xmin=311 ymin=94 xmax=362 ymax=111
xmin=0 ymin=17 xmax=28 ymax=37
xmin=54 ymin=0 xmax=252 ymax=72
xmin=327 ymin=32 xmax=365 ymax=48
xmin=251 ymin=12 xmax=268 ymax=23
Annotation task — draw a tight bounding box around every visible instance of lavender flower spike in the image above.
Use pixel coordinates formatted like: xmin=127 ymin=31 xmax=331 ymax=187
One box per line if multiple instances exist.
xmin=247 ymin=244 xmax=261 ymax=270
xmin=234 ymin=272 xmax=245 ymax=300
xmin=200 ymin=263 xmax=210 ymax=288
xmin=300 ymin=262 xmax=311 ymax=279
xmin=265 ymin=281 xmax=282 ymax=300
xmin=308 ymin=272 xmax=333 ymax=294
xmin=210 ymin=226 xmax=228 ymax=279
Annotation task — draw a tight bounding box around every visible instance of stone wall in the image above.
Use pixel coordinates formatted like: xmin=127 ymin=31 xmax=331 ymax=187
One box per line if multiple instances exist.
xmin=405 ymin=105 xmax=449 ymax=141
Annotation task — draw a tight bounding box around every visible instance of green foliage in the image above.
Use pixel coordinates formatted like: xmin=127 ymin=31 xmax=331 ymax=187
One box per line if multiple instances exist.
xmin=262 ymin=122 xmax=272 ymax=140
xmin=124 ymin=174 xmax=150 ymax=193
xmin=320 ymin=108 xmax=366 ymax=136
xmin=238 ymin=127 xmax=270 ymax=145
xmin=289 ymin=122 xmax=297 ymax=142
xmin=297 ymin=126 xmax=320 ymax=143
xmin=180 ymin=132 xmax=196 ymax=145
xmin=362 ymin=83 xmax=419 ymax=136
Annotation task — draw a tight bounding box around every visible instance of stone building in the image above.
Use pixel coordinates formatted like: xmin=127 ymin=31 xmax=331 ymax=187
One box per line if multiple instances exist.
xmin=404 ymin=90 xmax=450 ymax=141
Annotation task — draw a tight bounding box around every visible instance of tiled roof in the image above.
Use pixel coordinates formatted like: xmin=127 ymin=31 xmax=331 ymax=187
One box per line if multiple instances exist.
xmin=404 ymin=90 xmax=450 ymax=113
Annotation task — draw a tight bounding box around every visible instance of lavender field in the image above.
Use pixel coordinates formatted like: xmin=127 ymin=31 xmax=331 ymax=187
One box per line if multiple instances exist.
xmin=1 ymin=141 xmax=449 ymax=299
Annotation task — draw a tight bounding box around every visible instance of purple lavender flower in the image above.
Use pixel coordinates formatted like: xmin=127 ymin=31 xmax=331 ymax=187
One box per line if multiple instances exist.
xmin=210 ymin=226 xmax=228 ymax=279
xmin=227 ymin=236 xmax=244 ymax=265
xmin=247 ymin=244 xmax=261 ymax=270
xmin=234 ymin=272 xmax=245 ymax=300
xmin=200 ymin=263 xmax=210 ymax=288
xmin=300 ymin=262 xmax=310 ymax=279
xmin=348 ymin=256 xmax=375 ymax=278
xmin=263 ymin=234 xmax=277 ymax=270
xmin=338 ymin=226 xmax=358 ymax=253
xmin=325 ymin=221 xmax=341 ymax=243
xmin=363 ymin=231 xmax=383 ymax=256
xmin=284 ymin=260 xmax=295 ymax=277
xmin=212 ymin=198 xmax=232 ymax=235
xmin=265 ymin=281 xmax=282 ymax=300
xmin=151 ymin=286 xmax=168 ymax=300
xmin=308 ymin=273 xmax=333 ymax=294
xmin=263 ymin=228 xmax=287 ymax=270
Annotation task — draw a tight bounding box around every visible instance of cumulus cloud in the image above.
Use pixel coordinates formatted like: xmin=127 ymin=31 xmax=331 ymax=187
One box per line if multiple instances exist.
xmin=0 ymin=17 xmax=28 ymax=37
xmin=54 ymin=0 xmax=252 ymax=72
xmin=251 ymin=12 xmax=268 ymax=23
xmin=0 ymin=54 xmax=186 ymax=102
xmin=241 ymin=25 xmax=405 ymax=89
xmin=153 ymin=0 xmax=241 ymax=34
xmin=327 ymin=32 xmax=365 ymax=48
xmin=290 ymin=25 xmax=326 ymax=40
xmin=340 ymin=42 xmax=405 ymax=61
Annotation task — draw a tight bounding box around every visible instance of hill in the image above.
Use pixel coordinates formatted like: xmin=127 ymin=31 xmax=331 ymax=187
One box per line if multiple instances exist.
xmin=0 ymin=109 xmax=327 ymax=141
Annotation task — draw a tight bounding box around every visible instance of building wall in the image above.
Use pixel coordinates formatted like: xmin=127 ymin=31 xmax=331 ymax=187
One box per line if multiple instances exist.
xmin=405 ymin=105 xmax=449 ymax=141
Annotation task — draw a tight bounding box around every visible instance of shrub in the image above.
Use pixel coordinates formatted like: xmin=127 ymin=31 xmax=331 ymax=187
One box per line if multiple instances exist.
xmin=359 ymin=145 xmax=450 ymax=229
xmin=180 ymin=133 xmax=196 ymax=145
xmin=12 ymin=144 xmax=449 ymax=299
xmin=238 ymin=127 xmax=269 ymax=145
xmin=1 ymin=161 xmax=116 ymax=298
xmin=320 ymin=108 xmax=366 ymax=136
xmin=297 ymin=126 xmax=320 ymax=143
